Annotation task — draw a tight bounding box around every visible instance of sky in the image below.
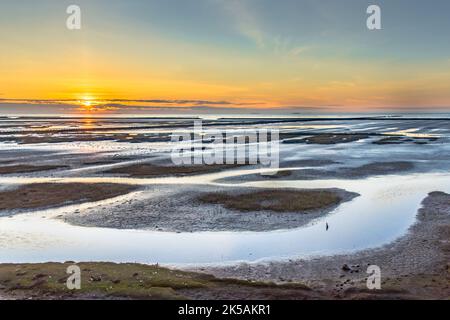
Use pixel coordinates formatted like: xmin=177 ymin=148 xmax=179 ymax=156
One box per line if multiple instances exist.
xmin=1 ymin=0 xmax=450 ymax=115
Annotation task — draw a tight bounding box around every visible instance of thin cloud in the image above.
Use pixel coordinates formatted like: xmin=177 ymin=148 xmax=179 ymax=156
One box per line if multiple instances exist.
xmin=0 ymin=98 xmax=268 ymax=114
xmin=0 ymin=98 xmax=237 ymax=105
xmin=0 ymin=98 xmax=265 ymax=107
xmin=218 ymin=0 xmax=266 ymax=48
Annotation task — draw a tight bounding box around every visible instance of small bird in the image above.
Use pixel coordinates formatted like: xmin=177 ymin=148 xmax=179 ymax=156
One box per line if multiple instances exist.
xmin=326 ymin=222 xmax=329 ymax=231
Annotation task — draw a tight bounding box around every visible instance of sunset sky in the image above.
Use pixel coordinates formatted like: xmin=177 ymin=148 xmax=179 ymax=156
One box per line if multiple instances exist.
xmin=1 ymin=0 xmax=450 ymax=114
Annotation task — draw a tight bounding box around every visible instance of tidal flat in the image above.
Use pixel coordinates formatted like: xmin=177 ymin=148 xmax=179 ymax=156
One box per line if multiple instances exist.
xmin=1 ymin=116 xmax=450 ymax=299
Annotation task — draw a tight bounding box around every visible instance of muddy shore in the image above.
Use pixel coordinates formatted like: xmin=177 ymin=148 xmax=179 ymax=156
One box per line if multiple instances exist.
xmin=194 ymin=191 xmax=450 ymax=299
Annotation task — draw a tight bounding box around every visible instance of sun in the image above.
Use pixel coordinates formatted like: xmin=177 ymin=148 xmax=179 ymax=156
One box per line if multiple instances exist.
xmin=80 ymin=95 xmax=94 ymax=106
xmin=78 ymin=95 xmax=97 ymax=112
xmin=83 ymin=100 xmax=92 ymax=107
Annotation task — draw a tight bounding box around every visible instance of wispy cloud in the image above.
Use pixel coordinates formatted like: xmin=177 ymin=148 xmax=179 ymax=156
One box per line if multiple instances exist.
xmin=0 ymin=98 xmax=261 ymax=106
xmin=289 ymin=45 xmax=313 ymax=57
xmin=215 ymin=0 xmax=314 ymax=58
xmin=0 ymin=97 xmax=267 ymax=114
xmin=217 ymin=0 xmax=266 ymax=47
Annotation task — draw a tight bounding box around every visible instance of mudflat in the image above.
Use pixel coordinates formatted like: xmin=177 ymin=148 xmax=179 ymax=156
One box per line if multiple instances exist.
xmin=62 ymin=186 xmax=357 ymax=232
xmin=1 ymin=117 xmax=450 ymax=300
xmin=0 ymin=183 xmax=138 ymax=212
xmin=0 ymin=165 xmax=68 ymax=174
xmin=103 ymin=163 xmax=242 ymax=178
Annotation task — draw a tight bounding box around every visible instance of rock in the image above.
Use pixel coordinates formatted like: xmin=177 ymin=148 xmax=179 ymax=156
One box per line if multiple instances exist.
xmin=29 ymin=279 xmax=46 ymax=289
xmin=89 ymin=275 xmax=102 ymax=282
xmin=342 ymin=264 xmax=351 ymax=272
xmin=32 ymin=273 xmax=47 ymax=280
xmin=57 ymin=276 xmax=67 ymax=284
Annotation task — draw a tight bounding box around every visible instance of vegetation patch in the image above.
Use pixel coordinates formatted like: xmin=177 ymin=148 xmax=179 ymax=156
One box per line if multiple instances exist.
xmin=284 ymin=134 xmax=369 ymax=145
xmin=0 ymin=165 xmax=68 ymax=174
xmin=104 ymin=163 xmax=241 ymax=178
xmin=0 ymin=262 xmax=312 ymax=300
xmin=373 ymin=136 xmax=438 ymax=145
xmin=198 ymin=189 xmax=342 ymax=213
xmin=0 ymin=183 xmax=137 ymax=211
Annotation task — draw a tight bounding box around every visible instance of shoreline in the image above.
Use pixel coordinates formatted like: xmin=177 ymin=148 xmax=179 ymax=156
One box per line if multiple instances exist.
xmin=193 ymin=191 xmax=450 ymax=299
xmin=1 ymin=191 xmax=448 ymax=300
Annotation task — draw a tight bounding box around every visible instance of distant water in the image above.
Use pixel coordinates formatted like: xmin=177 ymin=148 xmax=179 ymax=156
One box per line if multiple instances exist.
xmin=0 ymin=112 xmax=450 ymax=119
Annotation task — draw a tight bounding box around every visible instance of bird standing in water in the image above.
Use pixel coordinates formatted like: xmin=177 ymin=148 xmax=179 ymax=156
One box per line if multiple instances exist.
xmin=326 ymin=222 xmax=329 ymax=231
